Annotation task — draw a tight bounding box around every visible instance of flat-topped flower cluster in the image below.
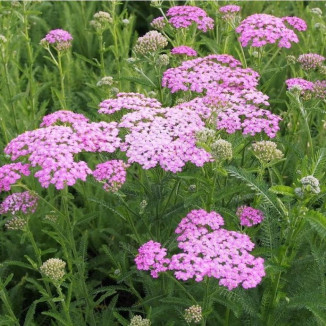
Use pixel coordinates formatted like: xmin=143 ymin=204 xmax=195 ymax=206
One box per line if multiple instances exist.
xmin=135 ymin=209 xmax=265 ymax=290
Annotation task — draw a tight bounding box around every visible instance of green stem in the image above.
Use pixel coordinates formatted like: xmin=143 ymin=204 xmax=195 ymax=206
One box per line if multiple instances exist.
xmin=57 ymin=52 xmax=67 ymax=109
xmin=22 ymin=2 xmax=36 ymax=128
xmin=1 ymin=49 xmax=18 ymax=132
xmin=0 ymin=287 xmax=19 ymax=325
xmin=224 ymin=307 xmax=230 ymax=326
xmin=98 ymin=32 xmax=105 ymax=76
xmin=56 ymin=285 xmax=73 ymax=326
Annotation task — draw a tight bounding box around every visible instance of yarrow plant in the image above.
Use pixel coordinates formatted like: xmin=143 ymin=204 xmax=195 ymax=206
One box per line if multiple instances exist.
xmin=297 ymin=53 xmax=325 ymax=70
xmin=40 ymin=258 xmax=66 ymax=281
xmin=184 ymin=305 xmax=202 ymax=324
xmin=236 ymin=206 xmax=265 ymax=227
xmin=150 ymin=16 xmax=165 ymax=30
xmin=93 ymin=160 xmax=129 ymax=192
xmin=133 ymin=31 xmax=168 ymax=55
xmin=0 ymin=163 xmax=31 ymax=192
xmin=136 ymin=209 xmax=266 ymax=290
xmin=166 ymin=6 xmax=214 ymax=32
xmin=236 ymin=14 xmax=307 ymax=48
xmin=0 ymin=191 xmax=38 ymax=215
xmin=171 ymin=45 xmax=197 ymax=57
xmin=40 ymin=29 xmax=73 ymax=51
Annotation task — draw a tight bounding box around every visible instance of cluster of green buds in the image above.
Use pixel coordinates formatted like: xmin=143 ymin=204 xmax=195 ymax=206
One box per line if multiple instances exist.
xmin=90 ymin=11 xmax=113 ymax=32
xmin=97 ymin=76 xmax=114 ymax=87
xmin=295 ymin=175 xmax=321 ymax=198
xmin=252 ymin=141 xmax=283 ymax=164
xmin=5 ymin=217 xmax=27 ymax=231
xmin=133 ymin=31 xmax=168 ymax=55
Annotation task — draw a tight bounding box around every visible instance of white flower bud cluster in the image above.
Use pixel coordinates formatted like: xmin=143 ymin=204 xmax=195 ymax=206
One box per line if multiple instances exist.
xmin=40 ymin=258 xmax=66 ymax=281
xmin=184 ymin=305 xmax=202 ymax=324
xmin=129 ymin=315 xmax=151 ymax=326
xmin=134 ymin=31 xmax=168 ymax=55
xmin=156 ymin=54 xmax=169 ymax=66
xmin=5 ymin=217 xmax=27 ymax=230
xmin=195 ymin=128 xmax=216 ymax=144
xmin=211 ymin=139 xmax=233 ymax=161
xmin=97 ymin=76 xmax=114 ymax=87
xmin=252 ymin=141 xmax=283 ymax=163
xmin=300 ymin=175 xmax=321 ymax=194
xmin=90 ymin=11 xmax=113 ymax=31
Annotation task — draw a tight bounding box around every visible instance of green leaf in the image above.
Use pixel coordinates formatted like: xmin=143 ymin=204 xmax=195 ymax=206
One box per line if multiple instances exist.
xmin=306 ymin=210 xmax=326 ymax=238
xmin=227 ymin=166 xmax=282 ymax=216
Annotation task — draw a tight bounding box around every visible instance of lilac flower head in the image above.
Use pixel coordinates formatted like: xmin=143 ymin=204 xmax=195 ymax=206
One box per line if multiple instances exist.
xmin=5 ymin=112 xmax=121 ymax=189
xmin=119 ymin=106 xmax=212 ymax=172
xmin=237 ymin=206 xmax=264 ymax=227
xmin=40 ymin=110 xmax=89 ymax=127
xmin=41 ymin=29 xmax=73 ymax=50
xmin=219 ymin=5 xmax=241 ymax=20
xmin=171 ymin=45 xmax=197 ymax=57
xmin=236 ymin=14 xmax=306 ymax=48
xmin=93 ymin=160 xmax=129 ymax=192
xmin=135 ymin=240 xmax=170 ymax=278
xmin=219 ymin=5 xmax=241 ymax=13
xmin=99 ymin=92 xmax=162 ymax=115
xmin=166 ymin=6 xmax=214 ymax=32
xmin=297 ymin=53 xmax=325 ymax=70
xmin=162 ymin=54 xmax=258 ymax=94
xmin=0 ymin=191 xmax=38 ymax=215
xmin=282 ymin=16 xmax=307 ymax=31
xmin=286 ymin=78 xmax=314 ymax=91
xmin=0 ymin=163 xmax=30 ymax=192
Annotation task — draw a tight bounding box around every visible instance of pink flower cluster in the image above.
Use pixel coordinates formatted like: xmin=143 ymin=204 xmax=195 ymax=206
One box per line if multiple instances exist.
xmin=99 ymin=92 xmax=162 ymax=115
xmin=171 ymin=46 xmax=197 ymax=57
xmin=150 ymin=17 xmax=166 ymax=30
xmin=297 ymin=53 xmax=325 ymax=70
xmin=286 ymin=78 xmax=326 ymax=99
xmin=119 ymin=106 xmax=212 ymax=172
xmin=4 ymin=110 xmax=121 ymax=190
xmin=93 ymin=160 xmax=128 ymax=192
xmin=236 ymin=206 xmax=264 ymax=227
xmin=162 ymin=54 xmax=258 ymax=93
xmin=163 ymin=55 xmax=281 ymax=138
xmin=166 ymin=6 xmax=214 ymax=32
xmin=236 ymin=14 xmax=307 ymax=48
xmin=286 ymin=78 xmax=314 ymax=91
xmin=219 ymin=5 xmax=241 ymax=13
xmin=282 ymin=16 xmax=307 ymax=31
xmin=135 ymin=209 xmax=265 ymax=290
xmin=135 ymin=240 xmax=170 ymax=278
xmin=40 ymin=110 xmax=89 ymax=127
xmin=0 ymin=163 xmax=30 ymax=192
xmin=41 ymin=29 xmax=73 ymax=50
xmin=42 ymin=29 xmax=73 ymax=44
xmin=0 ymin=191 xmax=38 ymax=215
